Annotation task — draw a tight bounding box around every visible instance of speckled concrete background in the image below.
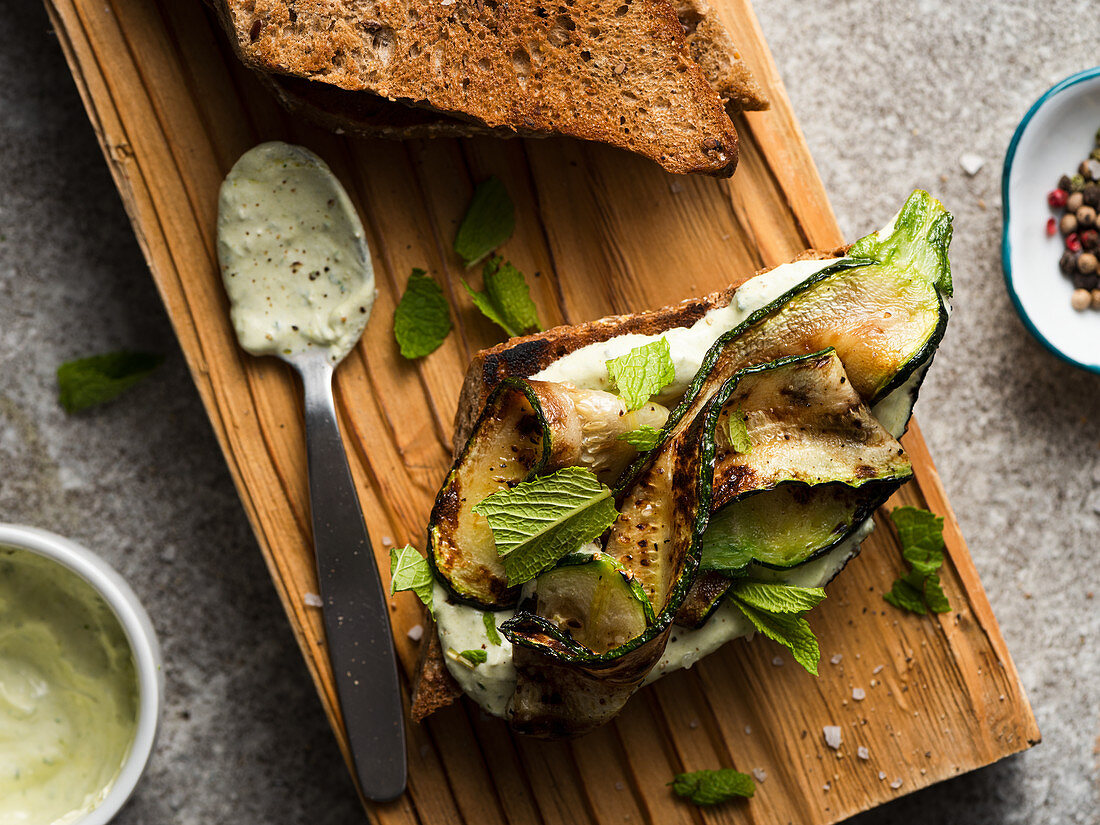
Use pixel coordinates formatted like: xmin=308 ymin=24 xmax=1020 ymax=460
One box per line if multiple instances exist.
xmin=1 ymin=2 xmax=1098 ymax=823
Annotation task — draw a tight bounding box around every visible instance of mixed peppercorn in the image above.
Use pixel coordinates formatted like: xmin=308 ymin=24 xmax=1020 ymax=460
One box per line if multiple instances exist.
xmin=1047 ymin=127 xmax=1100 ymax=311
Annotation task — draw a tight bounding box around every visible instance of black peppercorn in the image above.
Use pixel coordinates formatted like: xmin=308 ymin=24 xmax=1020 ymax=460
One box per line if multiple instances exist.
xmin=1060 ymin=250 xmax=1079 ymax=275
xmin=1083 ymin=184 xmax=1100 ymax=209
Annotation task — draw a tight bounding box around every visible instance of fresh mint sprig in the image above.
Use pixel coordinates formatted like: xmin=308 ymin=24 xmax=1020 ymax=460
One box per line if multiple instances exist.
xmin=472 ymin=466 xmax=618 ymax=585
xmin=389 ymin=545 xmax=434 ymax=612
xmin=464 ymin=257 xmax=542 ymax=339
xmin=393 ymin=268 xmax=452 ymax=359
xmin=57 ymin=351 xmax=163 ymax=413
xmin=454 ymin=176 xmax=515 ymax=268
xmin=670 ymin=768 xmax=754 ymax=805
xmin=883 ymin=506 xmax=951 ymax=615
xmin=617 ymin=425 xmax=663 ymax=451
xmin=392 ymin=268 xmax=452 ymax=358
xmin=728 ymin=581 xmax=826 ymax=674
xmin=606 ymin=338 xmax=675 ymax=411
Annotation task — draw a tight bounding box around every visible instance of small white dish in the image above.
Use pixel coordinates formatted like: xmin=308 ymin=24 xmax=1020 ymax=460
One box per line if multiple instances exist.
xmin=0 ymin=524 xmax=163 ymax=825
xmin=1002 ymin=66 xmax=1100 ymax=374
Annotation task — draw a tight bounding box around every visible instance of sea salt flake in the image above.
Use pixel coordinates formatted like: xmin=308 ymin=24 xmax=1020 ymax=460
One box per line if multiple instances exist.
xmin=407 ymin=624 xmax=424 ymax=642
xmin=890 ymin=778 xmax=904 ymax=790
xmin=959 ymin=153 xmax=984 ymax=176
xmin=772 ymin=656 xmax=785 ymax=667
xmin=830 ymin=654 xmax=843 ymax=665
xmin=744 ymin=725 xmax=752 ymax=735
xmin=304 ymin=592 xmax=324 ymax=607
xmin=752 ymin=768 xmax=767 ymax=783
xmin=382 ymin=535 xmax=395 ymax=547
xmin=878 ymin=771 xmax=887 ymax=781
xmin=873 ymin=665 xmax=884 ymax=674
xmin=823 ymin=725 xmax=842 ymax=750
xmin=822 ymin=782 xmax=831 ymax=792
xmin=857 ymin=746 xmax=870 ymax=761
xmin=615 ymin=782 xmax=625 ymax=791
xmin=852 ymin=688 xmax=866 ymax=701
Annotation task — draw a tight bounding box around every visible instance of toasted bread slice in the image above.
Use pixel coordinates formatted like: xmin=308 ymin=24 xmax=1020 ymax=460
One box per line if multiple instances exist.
xmin=411 ymin=247 xmax=845 ymax=721
xmin=213 ymin=0 xmax=740 ymax=175
xmin=256 ymin=0 xmax=767 ymax=140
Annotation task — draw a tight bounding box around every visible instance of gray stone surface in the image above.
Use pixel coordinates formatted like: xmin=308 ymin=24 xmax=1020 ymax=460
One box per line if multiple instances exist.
xmin=1 ymin=2 xmax=1098 ymax=824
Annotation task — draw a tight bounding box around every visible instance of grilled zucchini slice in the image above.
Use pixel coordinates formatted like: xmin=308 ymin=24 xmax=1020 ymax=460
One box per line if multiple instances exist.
xmin=651 ymin=190 xmax=951 ymax=470
xmin=532 ymin=552 xmax=655 ymax=654
xmin=504 ymin=387 xmax=717 ymax=737
xmin=674 ymin=350 xmax=911 ymax=627
xmin=429 ymin=379 xmax=666 ymax=609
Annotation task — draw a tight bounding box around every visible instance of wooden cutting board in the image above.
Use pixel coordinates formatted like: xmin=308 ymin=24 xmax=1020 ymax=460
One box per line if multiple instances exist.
xmin=45 ymin=0 xmax=1040 ymax=821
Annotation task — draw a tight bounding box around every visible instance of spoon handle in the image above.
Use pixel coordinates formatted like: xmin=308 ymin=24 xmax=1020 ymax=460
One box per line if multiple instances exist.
xmin=298 ymin=357 xmax=407 ymax=802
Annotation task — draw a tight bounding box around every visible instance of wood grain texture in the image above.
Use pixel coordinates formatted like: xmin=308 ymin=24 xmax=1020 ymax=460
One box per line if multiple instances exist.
xmin=44 ymin=0 xmax=1040 ymax=822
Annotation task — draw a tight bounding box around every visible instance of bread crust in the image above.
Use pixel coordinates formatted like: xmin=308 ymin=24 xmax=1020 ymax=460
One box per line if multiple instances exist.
xmin=414 ymin=247 xmax=846 ymax=721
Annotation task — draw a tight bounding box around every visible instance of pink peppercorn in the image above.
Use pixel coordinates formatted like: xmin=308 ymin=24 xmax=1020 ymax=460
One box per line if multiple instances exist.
xmin=1047 ymin=217 xmax=1058 ymax=236
xmin=1066 ymin=233 xmax=1083 ymax=253
xmin=1048 ymin=188 xmax=1069 ymax=208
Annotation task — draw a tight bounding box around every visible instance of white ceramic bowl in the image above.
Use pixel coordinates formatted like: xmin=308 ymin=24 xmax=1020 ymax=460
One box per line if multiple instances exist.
xmin=0 ymin=524 xmax=163 ymax=825
xmin=1002 ymin=66 xmax=1100 ymax=374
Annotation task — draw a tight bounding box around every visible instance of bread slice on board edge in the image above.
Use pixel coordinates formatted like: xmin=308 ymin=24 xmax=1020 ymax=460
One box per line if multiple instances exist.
xmin=256 ymin=0 xmax=768 ymax=142
xmin=211 ymin=0 xmax=762 ymax=176
xmin=410 ymin=247 xmax=847 ymax=722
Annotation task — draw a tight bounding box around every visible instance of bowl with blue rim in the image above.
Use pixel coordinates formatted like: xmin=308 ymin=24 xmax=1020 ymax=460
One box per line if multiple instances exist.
xmin=1002 ymin=66 xmax=1100 ymax=374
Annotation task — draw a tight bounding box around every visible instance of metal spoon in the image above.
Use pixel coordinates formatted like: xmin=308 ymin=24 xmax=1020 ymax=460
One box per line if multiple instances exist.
xmin=217 ymin=142 xmax=407 ymax=802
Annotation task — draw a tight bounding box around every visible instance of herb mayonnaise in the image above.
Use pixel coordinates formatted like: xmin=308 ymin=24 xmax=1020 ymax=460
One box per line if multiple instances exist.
xmin=0 ymin=548 xmax=138 ymax=825
xmin=217 ymin=141 xmax=376 ymax=364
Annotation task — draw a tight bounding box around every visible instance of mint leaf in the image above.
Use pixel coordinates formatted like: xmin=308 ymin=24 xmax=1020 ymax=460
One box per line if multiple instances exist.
xmin=894 ymin=506 xmax=946 ymax=568
xmin=884 ymin=579 xmax=926 ymax=614
xmin=730 ymin=581 xmax=825 ymax=615
xmin=454 ymin=177 xmax=515 ymax=268
xmin=726 ymin=407 xmax=752 ymax=453
xmin=922 ymin=576 xmax=951 ymax=613
xmin=472 ymin=466 xmax=619 ymax=585
xmin=393 ymin=268 xmax=452 ymax=359
xmin=617 ymin=425 xmax=663 ymax=451
xmin=57 ymin=351 xmax=163 ymax=413
xmin=849 ymin=189 xmax=954 ymax=297
xmin=464 ymin=257 xmax=541 ymax=338
xmin=883 ymin=506 xmax=951 ymax=615
xmin=732 ymin=598 xmax=821 ymax=675
xmin=670 ymin=769 xmax=754 ymax=805
xmin=482 ymin=611 xmax=502 ymax=645
xmin=389 ymin=545 xmax=434 ymax=612
xmin=606 ymin=338 xmax=675 ymax=411
xmin=459 ymin=649 xmax=488 ymax=666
